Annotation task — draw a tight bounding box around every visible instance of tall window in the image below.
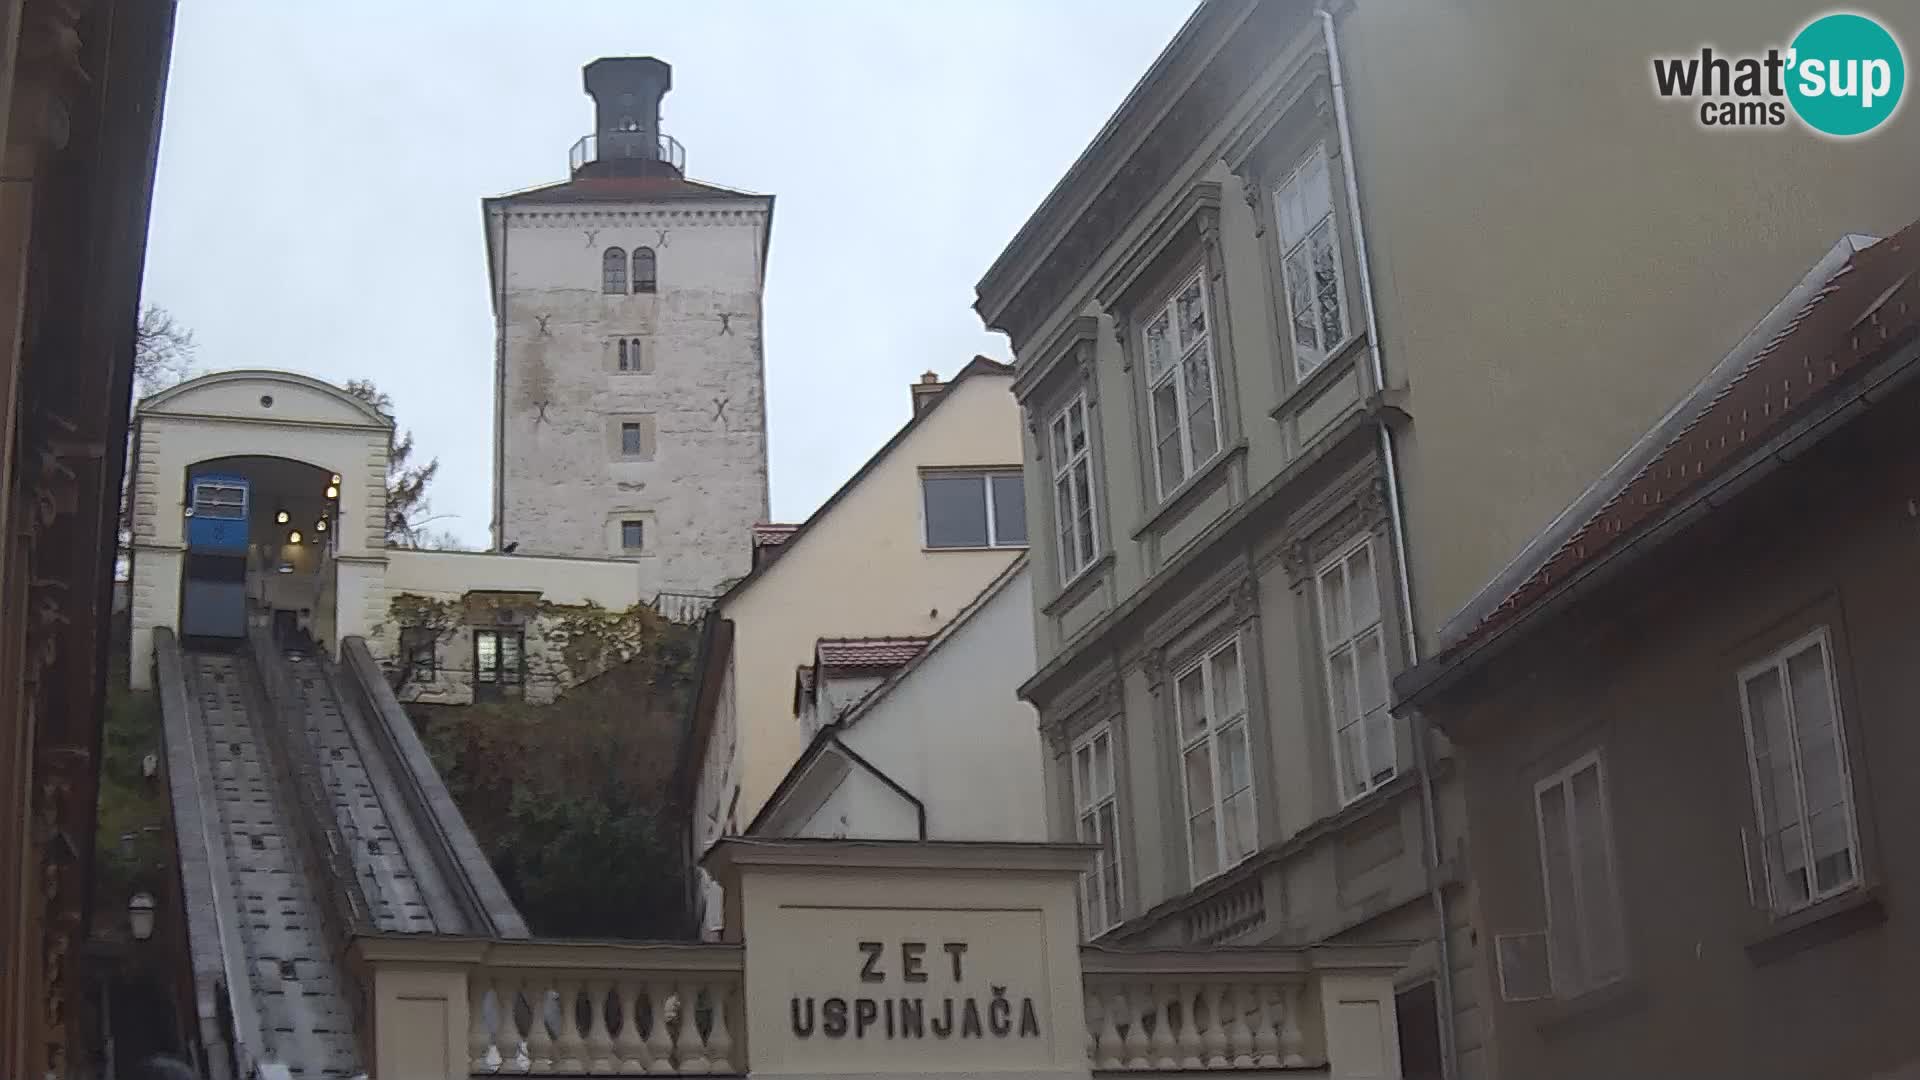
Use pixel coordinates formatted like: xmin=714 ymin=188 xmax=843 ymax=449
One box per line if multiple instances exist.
xmin=1318 ymin=538 xmax=1394 ymax=803
xmin=621 ymin=421 xmax=645 ymax=457
xmin=1273 ymin=145 xmax=1348 ymax=379
xmin=1049 ymin=394 xmax=1099 ymax=581
xmin=1072 ymin=724 xmax=1123 ymax=936
xmin=401 ymin=628 xmax=436 ymax=683
xmin=621 ymin=519 xmax=645 ymax=552
xmin=1737 ymin=629 xmax=1860 ymax=915
xmin=1143 ymin=270 xmax=1221 ymax=498
xmin=1174 ymin=637 xmax=1255 ymax=884
xmin=633 ymin=246 xmax=657 ymax=293
xmin=922 ymin=470 xmax=1026 ymax=549
xmin=616 ymin=337 xmax=646 ymax=372
xmin=474 ymin=629 xmax=524 ymax=687
xmin=1533 ymin=752 xmax=1626 ymax=997
xmin=602 ymin=246 xmax=628 ymax=294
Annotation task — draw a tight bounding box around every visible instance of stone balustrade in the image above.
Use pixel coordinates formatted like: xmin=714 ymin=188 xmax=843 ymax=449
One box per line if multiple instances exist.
xmin=1080 ymin=944 xmax=1409 ymax=1072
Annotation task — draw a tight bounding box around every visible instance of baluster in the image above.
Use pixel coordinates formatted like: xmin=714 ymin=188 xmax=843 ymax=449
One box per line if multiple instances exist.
xmin=1250 ymin=984 xmax=1281 ymax=1067
xmin=470 ymin=977 xmax=495 ymax=1073
xmin=1202 ymin=984 xmax=1230 ymax=1068
xmin=526 ymin=976 xmax=557 ymax=1074
xmin=613 ymin=979 xmax=647 ymax=1074
xmin=676 ymin=981 xmax=713 ymax=1074
xmin=1150 ymin=984 xmax=1178 ymax=1069
xmin=1279 ymin=985 xmax=1309 ymax=1067
xmin=644 ymin=981 xmax=676 ymax=1072
xmin=1177 ymin=983 xmax=1204 ymax=1069
xmin=496 ymin=979 xmax=528 ymax=1075
xmin=554 ymin=977 xmax=587 ymax=1072
xmin=707 ymin=982 xmax=735 ymax=1073
xmin=1227 ymin=984 xmax=1255 ymax=1067
xmin=1121 ymin=984 xmax=1151 ymax=1070
xmin=1095 ymin=988 xmax=1124 ymax=1070
xmin=1084 ymin=996 xmax=1098 ymax=1069
xmin=583 ymin=979 xmax=616 ymax=1073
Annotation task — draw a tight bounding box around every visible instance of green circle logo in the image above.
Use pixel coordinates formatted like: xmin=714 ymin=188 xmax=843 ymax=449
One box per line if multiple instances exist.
xmin=1787 ymin=12 xmax=1906 ymax=137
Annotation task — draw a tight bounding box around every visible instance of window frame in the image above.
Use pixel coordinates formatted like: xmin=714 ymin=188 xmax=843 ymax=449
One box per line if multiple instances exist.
xmin=1172 ymin=635 xmax=1257 ymax=886
xmin=601 ymin=246 xmax=628 ymax=294
xmin=1070 ymin=723 xmax=1125 ymax=937
xmin=1316 ymin=535 xmax=1396 ymax=805
xmin=620 ymin=421 xmax=644 ymax=458
xmin=473 ymin=628 xmax=525 ymax=687
xmin=1735 ymin=627 xmax=1862 ymax=917
xmin=620 ymin=519 xmax=645 ymax=552
xmin=632 ymin=246 xmax=657 ymax=294
xmin=190 ymin=481 xmax=247 ymax=520
xmin=1531 ymin=750 xmax=1628 ymax=999
xmin=1271 ymin=143 xmax=1351 ymax=381
xmin=615 ymin=336 xmax=646 ymax=373
xmin=1048 ymin=392 xmax=1101 ymax=585
xmin=1139 ymin=267 xmax=1224 ymax=501
xmin=920 ymin=468 xmax=1028 ymax=550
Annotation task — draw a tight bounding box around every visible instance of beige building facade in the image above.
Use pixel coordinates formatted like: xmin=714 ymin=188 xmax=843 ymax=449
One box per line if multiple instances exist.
xmin=977 ymin=3 xmax=1916 ymax=1080
xmin=685 ymin=360 xmax=1028 ymax=934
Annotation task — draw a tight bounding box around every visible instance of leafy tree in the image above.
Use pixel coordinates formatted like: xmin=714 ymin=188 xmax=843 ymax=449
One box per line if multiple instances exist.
xmin=342 ymin=378 xmax=442 ymax=547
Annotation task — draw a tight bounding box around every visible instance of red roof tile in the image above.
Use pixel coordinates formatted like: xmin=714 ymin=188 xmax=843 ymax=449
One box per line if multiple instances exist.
xmin=815 ymin=637 xmax=932 ymax=669
xmin=1442 ymin=219 xmax=1920 ymax=661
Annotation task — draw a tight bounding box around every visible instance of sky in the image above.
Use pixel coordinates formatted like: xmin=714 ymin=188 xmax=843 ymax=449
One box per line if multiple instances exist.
xmin=141 ymin=1 xmax=1200 ymax=549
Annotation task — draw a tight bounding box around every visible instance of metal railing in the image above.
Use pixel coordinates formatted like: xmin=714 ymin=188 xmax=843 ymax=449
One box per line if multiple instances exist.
xmin=570 ymin=130 xmax=686 ymax=174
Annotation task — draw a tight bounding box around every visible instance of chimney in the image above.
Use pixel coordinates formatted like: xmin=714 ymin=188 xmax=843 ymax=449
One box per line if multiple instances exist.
xmin=911 ymin=371 xmax=945 ymax=416
xmin=577 ymin=57 xmax=680 ymax=178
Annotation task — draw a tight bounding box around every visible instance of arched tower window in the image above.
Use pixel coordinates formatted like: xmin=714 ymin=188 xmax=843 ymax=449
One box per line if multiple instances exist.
xmin=602 ymin=247 xmax=628 ymax=294
xmin=633 ymin=247 xmax=657 ymax=294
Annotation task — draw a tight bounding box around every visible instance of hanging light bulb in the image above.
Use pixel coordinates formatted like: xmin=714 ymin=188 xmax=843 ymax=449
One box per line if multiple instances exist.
xmin=315 ymin=519 xmax=327 ymax=533
xmin=325 ymin=485 xmax=339 ymax=500
xmin=276 ymin=510 xmax=289 ymax=524
xmin=330 ymin=473 xmax=342 ymax=485
xmin=288 ymin=530 xmax=302 ymax=544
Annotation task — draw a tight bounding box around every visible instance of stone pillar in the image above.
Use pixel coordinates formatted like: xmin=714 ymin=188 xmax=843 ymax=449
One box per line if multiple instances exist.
xmin=1317 ymin=971 xmax=1405 ymax=1080
xmin=351 ymin=936 xmax=487 ymax=1080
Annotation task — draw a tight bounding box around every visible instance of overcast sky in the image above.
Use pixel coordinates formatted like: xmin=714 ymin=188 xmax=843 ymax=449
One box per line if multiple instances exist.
xmin=141 ymin=1 xmax=1198 ymax=548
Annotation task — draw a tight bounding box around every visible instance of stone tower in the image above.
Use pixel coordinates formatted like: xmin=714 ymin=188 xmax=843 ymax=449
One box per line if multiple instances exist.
xmin=483 ymin=57 xmax=772 ymax=598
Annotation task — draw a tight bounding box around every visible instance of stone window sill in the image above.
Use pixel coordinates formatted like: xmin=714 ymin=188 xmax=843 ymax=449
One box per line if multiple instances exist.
xmin=1043 ymin=551 xmax=1114 ymax=617
xmin=921 ymin=544 xmax=1030 ymax=555
xmin=1269 ymin=332 xmax=1369 ymax=423
xmin=1131 ymin=441 xmax=1248 ymax=542
xmin=1531 ymin=976 xmax=1648 ymax=1040
xmin=1744 ymin=884 xmax=1886 ymax=966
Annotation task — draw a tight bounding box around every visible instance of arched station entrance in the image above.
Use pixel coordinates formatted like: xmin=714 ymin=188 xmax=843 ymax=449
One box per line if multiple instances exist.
xmin=179 ymin=454 xmax=342 ymax=649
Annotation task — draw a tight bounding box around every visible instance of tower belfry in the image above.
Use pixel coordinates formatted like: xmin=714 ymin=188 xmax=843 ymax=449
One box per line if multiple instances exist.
xmin=578 ymin=57 xmax=678 ymax=178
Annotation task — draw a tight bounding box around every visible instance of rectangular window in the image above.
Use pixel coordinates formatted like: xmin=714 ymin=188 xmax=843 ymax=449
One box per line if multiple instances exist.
xmin=1318 ymin=537 xmax=1394 ymax=803
xmin=474 ymin=629 xmax=524 ymax=686
xmin=621 ymin=519 xmax=645 ymax=551
xmin=1174 ymin=637 xmax=1256 ymax=884
xmin=1737 ymin=629 xmax=1860 ymax=916
xmin=922 ymin=470 xmax=1027 ymax=549
xmin=1533 ymin=752 xmax=1627 ymax=997
xmin=621 ymin=422 xmax=644 ymax=457
xmin=1142 ymin=270 xmax=1222 ymax=498
xmin=191 ymin=482 xmax=246 ymax=520
xmin=1048 ymin=394 xmax=1100 ymax=581
xmin=1071 ymin=724 xmax=1124 ymax=936
xmin=1273 ymin=145 xmax=1349 ymax=380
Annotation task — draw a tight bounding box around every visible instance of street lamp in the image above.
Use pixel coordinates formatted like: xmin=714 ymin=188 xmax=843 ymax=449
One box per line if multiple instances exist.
xmin=128 ymin=892 xmax=155 ymax=942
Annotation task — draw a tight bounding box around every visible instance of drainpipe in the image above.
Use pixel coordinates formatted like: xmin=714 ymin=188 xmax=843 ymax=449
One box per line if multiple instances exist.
xmin=1317 ymin=9 xmax=1458 ymax=1079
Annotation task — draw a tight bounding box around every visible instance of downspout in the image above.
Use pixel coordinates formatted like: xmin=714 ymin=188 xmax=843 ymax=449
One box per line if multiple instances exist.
xmin=1318 ymin=9 xmax=1458 ymax=1079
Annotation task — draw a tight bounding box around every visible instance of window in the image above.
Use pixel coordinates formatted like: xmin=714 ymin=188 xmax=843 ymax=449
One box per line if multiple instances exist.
xmin=633 ymin=246 xmax=657 ymax=293
xmin=474 ymin=629 xmax=524 ymax=686
xmin=1049 ymin=394 xmax=1099 ymax=581
xmin=1533 ymin=752 xmax=1626 ymax=997
xmin=621 ymin=422 xmax=644 ymax=457
xmin=190 ymin=481 xmax=246 ymax=520
xmin=1072 ymin=725 xmax=1123 ymax=936
xmin=1318 ymin=538 xmax=1394 ymax=803
xmin=401 ymin=628 xmax=436 ymax=683
xmin=1273 ymin=145 xmax=1348 ymax=379
xmin=602 ymin=246 xmax=628 ymax=294
xmin=616 ymin=336 xmax=646 ymax=372
xmin=1142 ymin=270 xmax=1222 ymax=498
xmin=922 ymin=470 xmax=1026 ymax=549
xmin=1737 ymin=629 xmax=1860 ymax=916
xmin=1174 ymin=637 xmax=1255 ymax=884
xmin=620 ymin=519 xmax=645 ymax=552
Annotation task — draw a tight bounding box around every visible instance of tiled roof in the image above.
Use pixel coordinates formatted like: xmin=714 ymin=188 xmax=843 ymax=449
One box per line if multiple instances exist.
xmin=752 ymin=523 xmax=800 ymax=548
xmin=1438 ymin=219 xmax=1920 ymax=663
xmin=815 ymin=637 xmax=932 ymax=669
